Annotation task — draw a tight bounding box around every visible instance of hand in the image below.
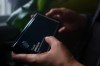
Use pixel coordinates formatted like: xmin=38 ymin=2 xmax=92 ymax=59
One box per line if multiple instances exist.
xmin=46 ymin=8 xmax=87 ymax=48
xmin=12 ymin=36 xmax=84 ymax=66
xmin=46 ymin=8 xmax=86 ymax=33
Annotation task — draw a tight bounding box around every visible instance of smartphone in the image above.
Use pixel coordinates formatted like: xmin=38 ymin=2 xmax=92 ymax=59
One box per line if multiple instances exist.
xmin=12 ymin=13 xmax=59 ymax=54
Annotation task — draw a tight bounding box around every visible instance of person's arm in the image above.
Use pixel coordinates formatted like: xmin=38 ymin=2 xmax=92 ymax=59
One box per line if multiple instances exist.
xmin=12 ymin=36 xmax=84 ymax=66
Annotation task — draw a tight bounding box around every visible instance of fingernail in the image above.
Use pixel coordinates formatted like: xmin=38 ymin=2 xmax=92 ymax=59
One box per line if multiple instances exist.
xmin=45 ymin=36 xmax=50 ymax=40
xmin=58 ymin=26 xmax=66 ymax=32
xmin=45 ymin=36 xmax=53 ymax=40
xmin=45 ymin=12 xmax=49 ymax=16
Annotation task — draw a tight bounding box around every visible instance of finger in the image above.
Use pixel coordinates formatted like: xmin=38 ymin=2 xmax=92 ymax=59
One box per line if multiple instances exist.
xmin=58 ymin=26 xmax=66 ymax=33
xmin=46 ymin=8 xmax=63 ymax=17
xmin=12 ymin=52 xmax=38 ymax=63
xmin=59 ymin=23 xmax=75 ymax=33
xmin=46 ymin=9 xmax=62 ymax=21
xmin=12 ymin=52 xmax=49 ymax=63
xmin=45 ymin=36 xmax=62 ymax=50
xmin=46 ymin=8 xmax=69 ymax=16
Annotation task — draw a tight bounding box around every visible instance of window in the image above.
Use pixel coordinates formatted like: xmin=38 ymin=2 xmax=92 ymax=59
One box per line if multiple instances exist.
xmin=0 ymin=0 xmax=11 ymax=16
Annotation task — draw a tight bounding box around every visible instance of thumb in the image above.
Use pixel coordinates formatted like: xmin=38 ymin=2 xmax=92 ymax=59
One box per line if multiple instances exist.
xmin=45 ymin=36 xmax=61 ymax=49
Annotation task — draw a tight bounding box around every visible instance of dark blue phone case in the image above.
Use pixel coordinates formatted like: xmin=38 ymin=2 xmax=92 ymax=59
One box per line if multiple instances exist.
xmin=12 ymin=13 xmax=59 ymax=54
